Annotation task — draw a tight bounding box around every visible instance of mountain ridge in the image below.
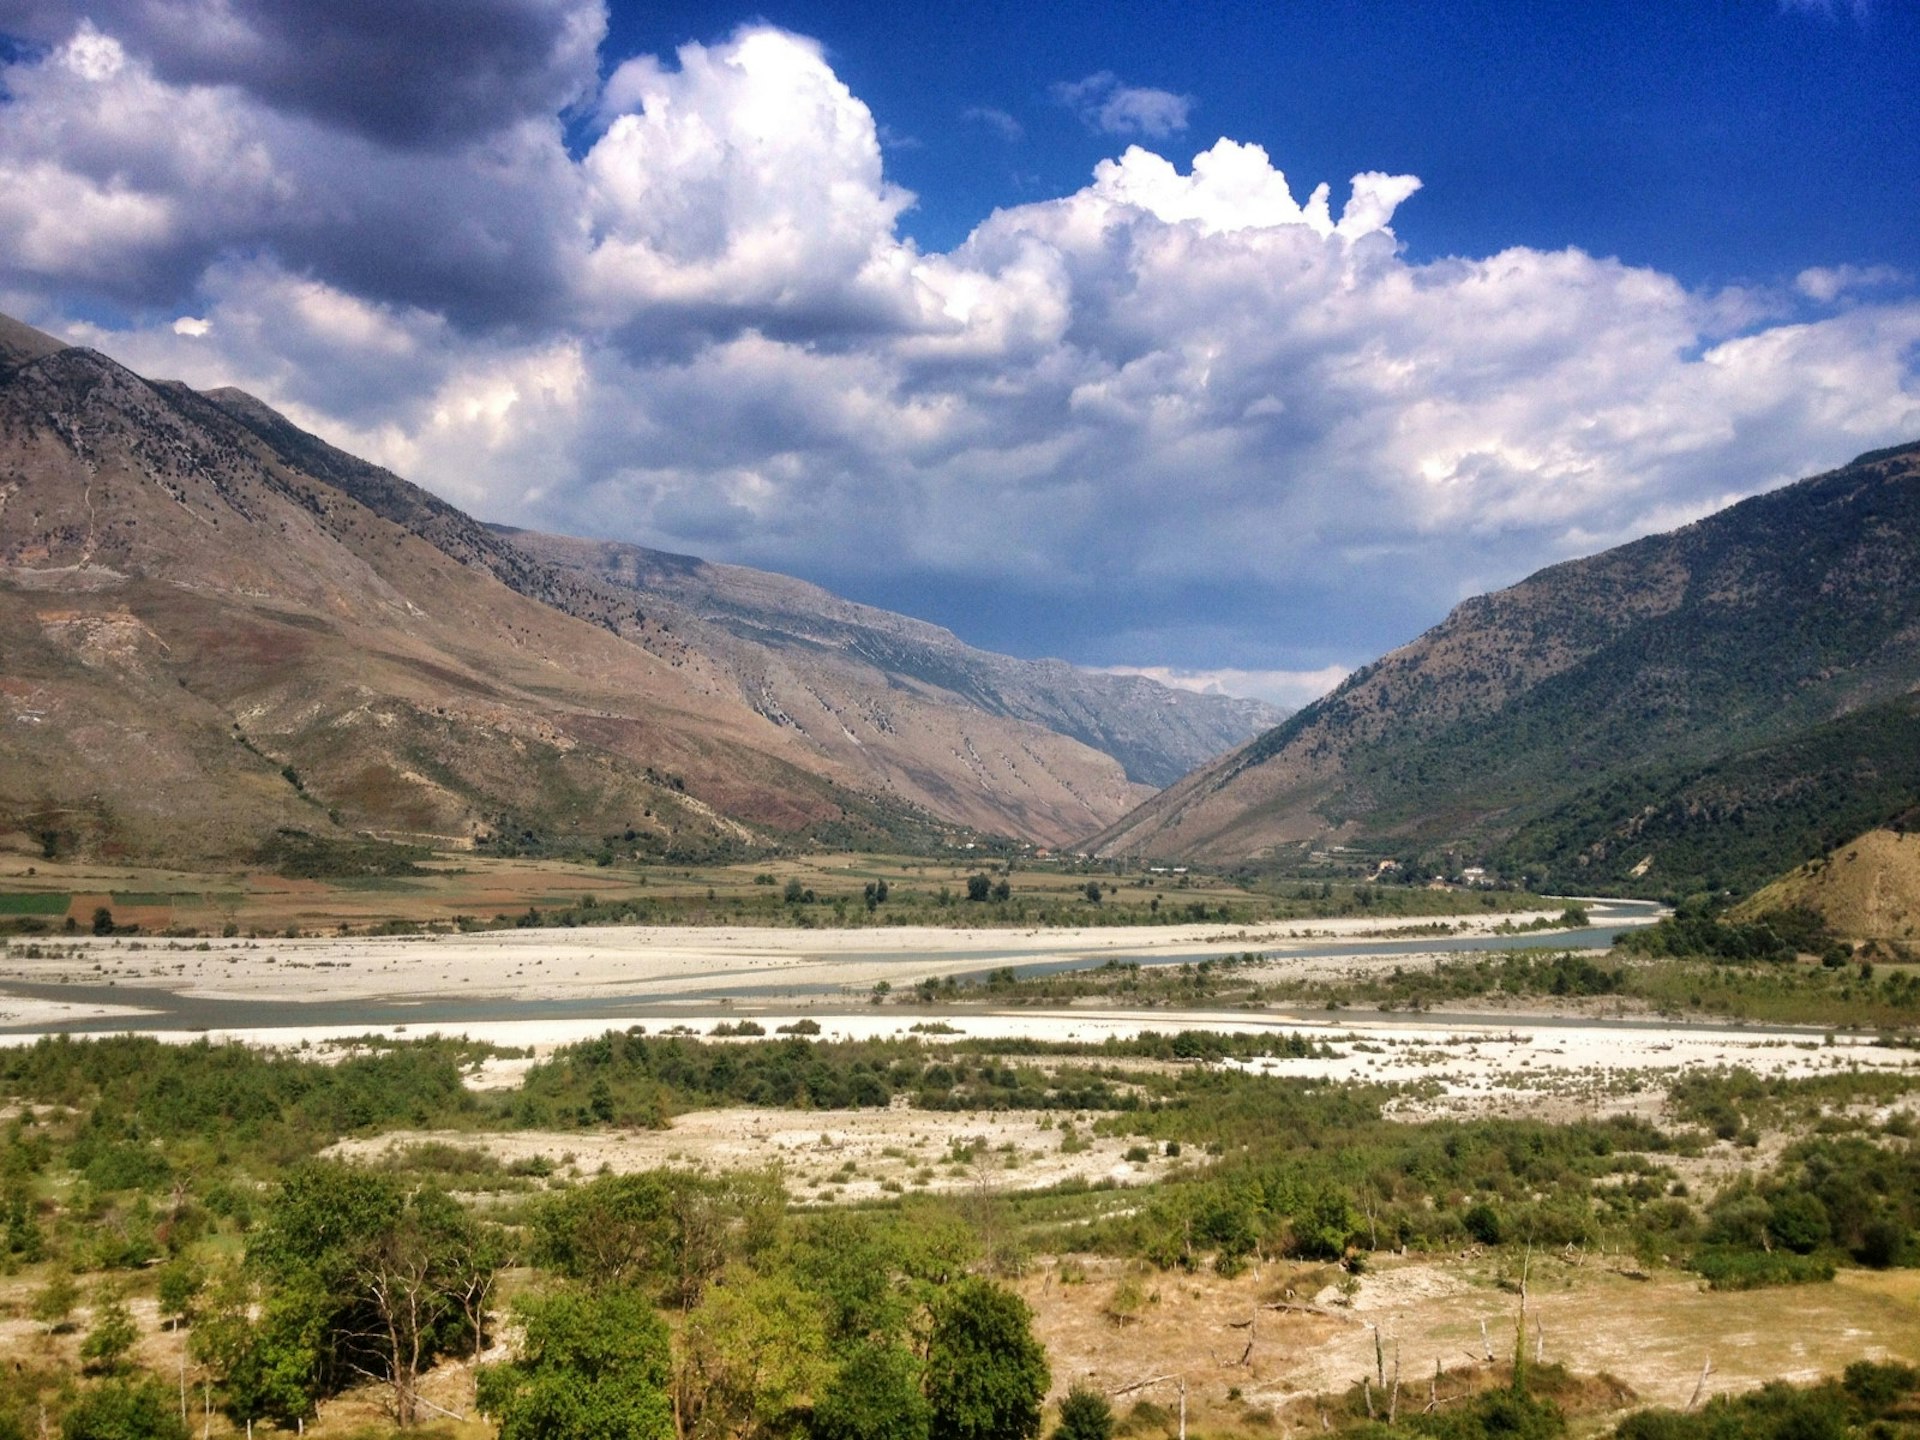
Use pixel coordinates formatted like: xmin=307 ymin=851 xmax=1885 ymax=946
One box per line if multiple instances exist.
xmin=496 ymin=526 xmax=1282 ymax=789
xmin=189 ymin=371 xmax=1278 ymax=795
xmin=0 ymin=316 xmax=1268 ymax=861
xmin=1091 ymin=438 xmax=1920 ymax=887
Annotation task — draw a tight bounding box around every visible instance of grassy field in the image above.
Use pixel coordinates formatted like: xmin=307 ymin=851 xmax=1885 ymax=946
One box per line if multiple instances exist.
xmin=0 ymin=850 xmax=1557 ymax=936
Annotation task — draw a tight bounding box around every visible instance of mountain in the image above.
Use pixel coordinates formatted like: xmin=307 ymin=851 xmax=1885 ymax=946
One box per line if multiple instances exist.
xmin=1492 ymin=691 xmax=1920 ymax=895
xmin=494 ymin=528 xmax=1282 ymax=789
xmin=190 ymin=387 xmax=1279 ymax=792
xmin=191 ymin=380 xmax=1278 ymax=842
xmin=1092 ymin=440 xmax=1920 ymax=888
xmin=0 ymin=315 xmax=1268 ymax=863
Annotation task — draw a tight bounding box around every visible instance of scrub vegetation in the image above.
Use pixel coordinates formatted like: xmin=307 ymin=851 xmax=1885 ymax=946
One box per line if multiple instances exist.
xmin=0 ymin=1024 xmax=1913 ymax=1438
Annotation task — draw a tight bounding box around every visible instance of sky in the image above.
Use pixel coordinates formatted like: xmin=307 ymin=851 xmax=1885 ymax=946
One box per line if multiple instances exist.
xmin=1 ymin=1 xmax=1916 ymax=708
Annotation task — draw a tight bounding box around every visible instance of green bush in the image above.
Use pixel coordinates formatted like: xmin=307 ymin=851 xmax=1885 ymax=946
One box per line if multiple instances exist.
xmin=1462 ymin=1202 xmax=1504 ymax=1246
xmin=479 ymin=1287 xmax=673 ymax=1440
xmin=1055 ymin=1385 xmax=1115 ymax=1440
xmin=1614 ymin=1360 xmax=1920 ymax=1438
xmin=1689 ymin=1247 xmax=1835 ymax=1290
xmin=60 ymin=1380 xmax=188 ymax=1440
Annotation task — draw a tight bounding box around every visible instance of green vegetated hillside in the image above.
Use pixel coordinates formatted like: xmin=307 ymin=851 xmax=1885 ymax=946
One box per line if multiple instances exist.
xmin=1094 ymin=440 xmax=1920 ymax=895
xmin=1495 ymin=692 xmax=1920 ymax=896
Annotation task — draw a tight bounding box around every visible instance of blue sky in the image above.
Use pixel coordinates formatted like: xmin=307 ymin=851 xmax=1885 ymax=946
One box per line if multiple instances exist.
xmin=2 ymin=1 xmax=1916 ymax=705
xmin=607 ymin=0 xmax=1919 ymax=283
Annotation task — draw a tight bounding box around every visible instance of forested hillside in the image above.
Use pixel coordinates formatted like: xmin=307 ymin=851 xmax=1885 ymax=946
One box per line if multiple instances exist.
xmin=1094 ymin=440 xmax=1920 ymax=893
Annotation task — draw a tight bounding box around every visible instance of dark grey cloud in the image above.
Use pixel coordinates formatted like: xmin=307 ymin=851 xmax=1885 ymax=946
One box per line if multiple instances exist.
xmin=0 ymin=16 xmax=585 ymax=326
xmin=1 ymin=0 xmax=603 ymax=148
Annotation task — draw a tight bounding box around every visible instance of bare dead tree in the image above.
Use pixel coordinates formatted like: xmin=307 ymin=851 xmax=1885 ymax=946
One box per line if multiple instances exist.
xmin=1110 ymin=1373 xmax=1187 ymax=1440
xmin=1688 ymin=1356 xmax=1713 ymax=1410
xmin=1227 ymin=1309 xmax=1257 ymax=1367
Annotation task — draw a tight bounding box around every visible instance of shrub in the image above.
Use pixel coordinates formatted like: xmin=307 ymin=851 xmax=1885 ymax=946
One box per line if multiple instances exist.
xmin=60 ymin=1379 xmax=188 ymax=1440
xmin=1056 ymin=1385 xmax=1115 ymax=1440
xmin=1462 ymin=1202 xmax=1504 ymax=1246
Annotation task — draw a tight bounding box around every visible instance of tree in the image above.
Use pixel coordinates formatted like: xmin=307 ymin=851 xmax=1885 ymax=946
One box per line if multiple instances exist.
xmin=536 ymin=1172 xmax=671 ymax=1288
xmin=1083 ymin=882 xmax=1102 ymax=905
xmin=966 ymin=875 xmax=992 ymax=903
xmin=358 ymin=1185 xmax=492 ymax=1425
xmin=536 ymin=1171 xmax=783 ymax=1309
xmin=1291 ymin=1186 xmax=1356 ymax=1261
xmin=1767 ymin=1191 xmax=1831 ymax=1255
xmin=478 ymin=1286 xmax=673 ymax=1440
xmin=91 ymin=906 xmax=115 ymax=936
xmin=802 ymin=1214 xmax=928 ymax=1348
xmin=191 ymin=1264 xmax=330 ymax=1430
xmin=1054 ymin=1386 xmax=1114 ymax=1440
xmin=249 ymin=1163 xmax=498 ymax=1426
xmin=80 ymin=1287 xmax=138 ymax=1374
xmin=59 ymin=1379 xmax=188 ymax=1440
xmin=677 ymin=1270 xmax=832 ymax=1440
xmin=923 ymin=1279 xmax=1049 ymax=1440
xmin=32 ymin=1269 xmax=79 ymax=1335
xmin=811 ymin=1342 xmax=928 ymax=1440
xmin=155 ymin=1258 xmax=203 ymax=1331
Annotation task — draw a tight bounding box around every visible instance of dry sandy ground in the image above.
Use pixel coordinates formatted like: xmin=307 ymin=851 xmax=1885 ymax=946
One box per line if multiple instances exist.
xmin=1020 ymin=1252 xmax=1920 ymax=1427
xmin=0 ymin=909 xmax=1585 ymax=1009
xmin=329 ymin=1105 xmax=1169 ymax=1204
xmin=1221 ymin=1020 xmax=1920 ymax=1123
xmin=0 ymin=996 xmax=160 ymax=1027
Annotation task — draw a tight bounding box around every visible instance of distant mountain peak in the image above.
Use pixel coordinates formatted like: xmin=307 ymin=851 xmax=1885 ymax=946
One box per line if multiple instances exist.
xmin=0 ymin=314 xmax=67 ymax=372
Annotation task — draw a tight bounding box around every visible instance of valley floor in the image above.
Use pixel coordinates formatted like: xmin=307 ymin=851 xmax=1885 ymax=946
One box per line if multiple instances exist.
xmin=4 ymin=900 xmax=1918 ymax=1436
xmin=0 ymin=903 xmax=1648 ymax=1034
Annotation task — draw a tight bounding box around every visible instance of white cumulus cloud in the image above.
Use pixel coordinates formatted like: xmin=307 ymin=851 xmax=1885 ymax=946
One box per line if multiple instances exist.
xmin=1095 ymin=665 xmax=1346 ymax=709
xmin=3 ymin=14 xmax=1917 ymax=683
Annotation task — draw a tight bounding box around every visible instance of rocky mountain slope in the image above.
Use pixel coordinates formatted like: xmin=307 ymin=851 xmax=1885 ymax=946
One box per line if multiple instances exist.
xmin=194 ymin=387 xmax=1278 ymax=792
xmin=191 ymin=382 xmax=1280 ymax=842
xmin=1092 ymin=440 xmax=1920 ymax=887
xmin=498 ymin=528 xmax=1281 ymax=788
xmin=0 ymin=315 xmax=1264 ymax=862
